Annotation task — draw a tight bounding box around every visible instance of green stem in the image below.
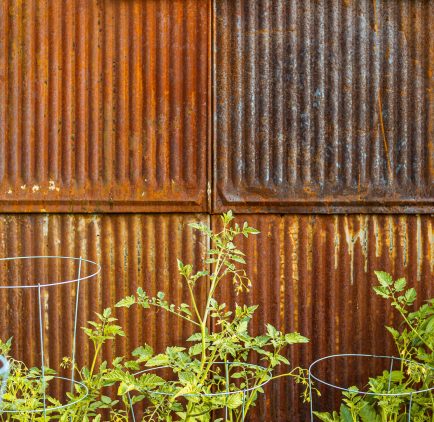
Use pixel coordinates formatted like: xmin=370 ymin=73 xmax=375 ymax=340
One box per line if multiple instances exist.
xmin=391 ymin=291 xmax=433 ymax=352
xmin=149 ymin=302 xmax=200 ymax=327
xmin=89 ymin=343 xmax=103 ymax=378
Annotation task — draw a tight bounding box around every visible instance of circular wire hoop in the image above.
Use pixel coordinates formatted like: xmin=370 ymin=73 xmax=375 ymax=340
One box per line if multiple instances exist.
xmin=308 ymin=353 xmax=434 ymax=422
xmin=0 ymin=256 xmax=100 ymax=289
xmin=0 ymin=376 xmax=89 ymax=414
xmin=0 ymin=256 xmax=99 ymax=417
xmin=128 ymin=361 xmax=272 ymax=422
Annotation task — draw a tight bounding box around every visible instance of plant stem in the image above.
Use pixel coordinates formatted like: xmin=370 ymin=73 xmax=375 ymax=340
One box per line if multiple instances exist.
xmin=391 ymin=292 xmax=433 ymax=352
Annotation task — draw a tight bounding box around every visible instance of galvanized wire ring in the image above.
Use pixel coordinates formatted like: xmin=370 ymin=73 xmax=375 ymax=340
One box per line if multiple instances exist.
xmin=0 ymin=256 xmax=98 ymax=418
xmin=132 ymin=361 xmax=272 ymax=397
xmin=0 ymin=256 xmax=101 ymax=289
xmin=0 ymin=376 xmax=89 ymax=414
xmin=308 ymin=353 xmax=434 ymax=422
xmin=128 ymin=361 xmax=272 ymax=422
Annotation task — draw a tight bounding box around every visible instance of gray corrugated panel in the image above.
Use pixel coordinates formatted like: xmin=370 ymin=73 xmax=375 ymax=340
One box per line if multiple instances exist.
xmin=0 ymin=0 xmax=209 ymax=212
xmin=212 ymin=214 xmax=433 ymax=420
xmin=214 ymin=0 xmax=433 ymax=213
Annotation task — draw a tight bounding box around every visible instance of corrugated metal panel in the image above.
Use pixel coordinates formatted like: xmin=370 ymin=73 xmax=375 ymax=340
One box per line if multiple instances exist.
xmin=212 ymin=214 xmax=434 ymax=420
xmin=0 ymin=0 xmax=209 ymax=212
xmin=214 ymin=0 xmax=434 ymax=213
xmin=0 ymin=214 xmax=209 ymax=390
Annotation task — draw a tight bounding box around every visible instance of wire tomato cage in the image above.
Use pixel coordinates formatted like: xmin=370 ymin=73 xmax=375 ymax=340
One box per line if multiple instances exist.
xmin=127 ymin=361 xmax=273 ymax=422
xmin=0 ymin=256 xmax=100 ymax=417
xmin=308 ymin=353 xmax=434 ymax=422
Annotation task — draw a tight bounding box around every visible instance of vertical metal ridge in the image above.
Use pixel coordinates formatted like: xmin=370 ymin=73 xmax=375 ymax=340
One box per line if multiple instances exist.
xmin=272 ymin=0 xmax=285 ymax=186
xmin=0 ymin=1 xmax=7 ymax=183
xmin=143 ymin=0 xmax=156 ymax=188
xmin=245 ymin=0 xmax=257 ymax=186
xmin=76 ymin=0 xmax=88 ymax=187
xmin=231 ymin=0 xmax=243 ymax=188
xmin=356 ymin=0 xmax=369 ymax=188
xmin=22 ymin=0 xmax=35 ymax=184
xmin=258 ymin=0 xmax=271 ymax=186
xmin=155 ymin=1 xmax=168 ymax=189
xmin=113 ymin=1 xmax=125 ymax=185
xmin=300 ymin=1 xmax=312 ymax=185
xmin=215 ymin=0 xmax=433 ymax=213
xmin=102 ymin=0 xmax=114 ymax=185
xmin=48 ymin=0 xmax=60 ymax=181
xmin=169 ymin=1 xmax=181 ymax=185
xmin=287 ymin=0 xmax=298 ymax=187
xmin=88 ymin=0 xmax=101 ymax=185
xmin=314 ymin=0 xmax=326 ymax=187
xmin=342 ymin=0 xmax=354 ymax=187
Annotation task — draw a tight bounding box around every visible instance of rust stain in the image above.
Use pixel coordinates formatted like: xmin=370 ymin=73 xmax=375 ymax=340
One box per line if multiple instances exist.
xmin=417 ymin=215 xmax=422 ymax=282
xmin=399 ymin=216 xmax=409 ymax=267
xmin=377 ymin=92 xmax=393 ymax=179
xmin=343 ymin=216 xmax=369 ymax=284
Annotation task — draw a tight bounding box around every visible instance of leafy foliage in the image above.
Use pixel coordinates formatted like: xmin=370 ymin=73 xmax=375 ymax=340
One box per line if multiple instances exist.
xmin=314 ymin=272 xmax=434 ymax=421
xmin=0 ymin=310 xmax=128 ymax=421
xmin=116 ymin=211 xmax=310 ymax=421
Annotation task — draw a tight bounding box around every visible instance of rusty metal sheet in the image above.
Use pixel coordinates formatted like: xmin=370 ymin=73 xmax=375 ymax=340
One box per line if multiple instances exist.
xmin=0 ymin=0 xmax=210 ymax=212
xmin=214 ymin=0 xmax=434 ymax=213
xmin=212 ymin=214 xmax=434 ymax=420
xmin=0 ymin=213 xmax=209 ymax=386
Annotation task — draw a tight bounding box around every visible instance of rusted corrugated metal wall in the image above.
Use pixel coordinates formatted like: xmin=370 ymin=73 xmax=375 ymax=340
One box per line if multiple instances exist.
xmin=0 ymin=0 xmax=209 ymax=212
xmin=214 ymin=0 xmax=433 ymax=213
xmin=0 ymin=0 xmax=432 ymax=421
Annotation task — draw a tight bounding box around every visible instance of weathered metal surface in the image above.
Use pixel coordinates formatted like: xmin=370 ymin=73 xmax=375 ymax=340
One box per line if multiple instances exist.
xmin=214 ymin=0 xmax=434 ymax=213
xmin=0 ymin=0 xmax=209 ymax=212
xmin=0 ymin=213 xmax=208 ymax=381
xmin=212 ymin=214 xmax=434 ymax=420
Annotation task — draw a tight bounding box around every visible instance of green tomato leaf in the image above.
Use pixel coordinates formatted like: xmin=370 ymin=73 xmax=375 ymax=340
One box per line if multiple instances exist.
xmin=394 ymin=277 xmax=407 ymax=292
xmin=374 ymin=271 xmax=394 ymax=287
xmin=115 ymin=295 xmax=136 ymax=308
xmin=145 ymin=354 xmax=170 ymax=367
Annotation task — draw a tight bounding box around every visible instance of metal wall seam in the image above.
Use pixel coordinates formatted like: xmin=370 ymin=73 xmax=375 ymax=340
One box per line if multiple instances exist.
xmin=0 ymin=0 xmax=209 ymax=213
xmin=213 ymin=0 xmax=434 ymax=213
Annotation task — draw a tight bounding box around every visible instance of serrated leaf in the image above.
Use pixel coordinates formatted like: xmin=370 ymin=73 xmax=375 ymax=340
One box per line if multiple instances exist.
xmin=118 ymin=382 xmax=134 ymax=395
xmin=404 ymin=288 xmax=417 ymax=303
xmin=186 ymin=332 xmax=203 ymax=342
xmin=132 ymin=344 xmax=154 ymax=362
xmin=145 ymin=354 xmax=170 ymax=367
xmin=394 ymin=277 xmax=407 ymax=292
xmin=385 ymin=326 xmax=400 ymax=339
xmin=339 ymin=404 xmax=353 ymax=422
xmin=115 ymin=295 xmax=136 ymax=308
xmin=373 ymin=286 xmax=389 ymax=299
xmin=226 ymin=392 xmax=244 ymax=409
xmin=231 ymin=255 xmax=246 ymax=264
xmin=285 ymin=332 xmax=309 ymax=344
xmin=188 ymin=343 xmax=203 ymax=356
xmin=374 ymin=271 xmax=394 ymax=287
